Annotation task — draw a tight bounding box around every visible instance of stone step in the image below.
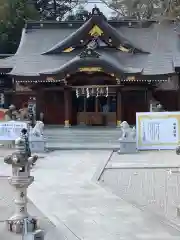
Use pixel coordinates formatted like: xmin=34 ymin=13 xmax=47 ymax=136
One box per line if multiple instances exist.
xmin=44 ymin=130 xmax=121 ymax=142
xmin=46 ymin=135 xmax=120 ymax=140
xmin=44 ymin=128 xmax=122 ymax=147
xmin=45 ymin=132 xmax=121 ymax=136
xmin=46 ymin=138 xmax=120 ymax=143
xmin=46 ymin=142 xmax=119 ymax=150
xmin=44 ymin=131 xmax=121 ymax=136
xmin=44 ymin=130 xmax=121 ymax=136
xmin=47 ymin=140 xmax=119 ymax=144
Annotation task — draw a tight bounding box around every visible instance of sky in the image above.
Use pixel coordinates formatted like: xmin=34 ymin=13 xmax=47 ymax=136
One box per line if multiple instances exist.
xmin=70 ymin=0 xmax=116 ymax=18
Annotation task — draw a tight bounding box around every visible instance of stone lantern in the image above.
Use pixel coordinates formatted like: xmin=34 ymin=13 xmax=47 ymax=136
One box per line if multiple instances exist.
xmin=4 ymin=129 xmax=38 ymax=234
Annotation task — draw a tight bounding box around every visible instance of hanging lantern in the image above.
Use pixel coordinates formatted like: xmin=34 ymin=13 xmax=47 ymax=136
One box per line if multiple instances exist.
xmin=76 ymin=88 xmax=79 ymax=98
xmin=86 ymin=88 xmax=90 ymax=98
xmin=96 ymin=87 xmax=99 ymax=98
xmin=106 ymin=87 xmax=108 ymax=97
xmin=0 ymin=93 xmax=4 ymax=105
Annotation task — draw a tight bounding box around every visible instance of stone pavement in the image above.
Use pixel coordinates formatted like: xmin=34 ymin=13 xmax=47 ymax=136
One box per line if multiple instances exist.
xmin=25 ymin=150 xmax=180 ymax=240
xmin=109 ymin=150 xmax=180 ymax=167
xmin=100 ymin=150 xmax=180 ymax=228
xmin=1 ymin=149 xmax=180 ymax=239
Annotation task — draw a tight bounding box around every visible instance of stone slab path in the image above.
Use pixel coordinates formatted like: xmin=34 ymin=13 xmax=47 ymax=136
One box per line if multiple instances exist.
xmin=26 ymin=150 xmax=180 ymax=240
xmin=101 ymin=151 xmax=180 ymax=228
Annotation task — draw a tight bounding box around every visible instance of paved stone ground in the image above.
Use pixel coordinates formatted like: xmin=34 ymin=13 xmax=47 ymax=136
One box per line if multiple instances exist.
xmin=100 ymin=150 xmax=180 ymax=228
xmin=23 ymin=151 xmax=180 ymax=239
xmin=1 ymin=149 xmax=180 ymax=239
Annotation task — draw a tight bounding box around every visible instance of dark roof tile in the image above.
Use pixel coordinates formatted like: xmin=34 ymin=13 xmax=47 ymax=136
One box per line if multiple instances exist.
xmin=0 ymin=19 xmax=180 ymax=76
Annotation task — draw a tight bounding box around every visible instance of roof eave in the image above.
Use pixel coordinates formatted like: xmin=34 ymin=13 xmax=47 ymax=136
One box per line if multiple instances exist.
xmin=40 ymin=55 xmax=142 ymax=78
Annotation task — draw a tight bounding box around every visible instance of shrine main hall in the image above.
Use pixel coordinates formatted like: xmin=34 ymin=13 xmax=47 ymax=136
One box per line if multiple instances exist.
xmin=1 ymin=7 xmax=180 ymax=126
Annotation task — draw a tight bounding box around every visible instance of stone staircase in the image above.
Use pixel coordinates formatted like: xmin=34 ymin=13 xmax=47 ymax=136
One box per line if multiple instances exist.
xmin=44 ymin=127 xmax=121 ymax=150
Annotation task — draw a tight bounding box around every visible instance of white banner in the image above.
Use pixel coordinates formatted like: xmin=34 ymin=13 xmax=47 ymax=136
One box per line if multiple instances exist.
xmin=0 ymin=121 xmax=27 ymax=140
xmin=136 ymin=112 xmax=180 ymax=150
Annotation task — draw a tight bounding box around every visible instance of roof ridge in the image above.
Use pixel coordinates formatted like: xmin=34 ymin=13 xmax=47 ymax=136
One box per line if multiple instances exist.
xmin=41 ymin=14 xmax=148 ymax=55
xmin=25 ymin=20 xmax=157 ymax=30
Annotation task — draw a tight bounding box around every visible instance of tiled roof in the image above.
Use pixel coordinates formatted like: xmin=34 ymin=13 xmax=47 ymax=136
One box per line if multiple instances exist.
xmin=41 ymin=50 xmax=142 ymax=78
xmin=0 ymin=17 xmax=179 ymax=77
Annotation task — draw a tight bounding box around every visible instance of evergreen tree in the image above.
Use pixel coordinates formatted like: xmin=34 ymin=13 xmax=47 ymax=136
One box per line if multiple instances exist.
xmin=34 ymin=0 xmax=76 ymax=20
xmin=0 ymin=0 xmax=39 ymax=53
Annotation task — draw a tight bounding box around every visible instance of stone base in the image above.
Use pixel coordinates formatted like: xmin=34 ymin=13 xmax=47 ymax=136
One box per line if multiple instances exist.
xmin=176 ymin=146 xmax=180 ymax=155
xmin=116 ymin=120 xmax=121 ymax=128
xmin=24 ymin=229 xmax=44 ymax=240
xmin=118 ymin=141 xmax=137 ymax=154
xmin=0 ymin=140 xmax=15 ymax=149
xmin=7 ymin=217 xmax=37 ymax=234
xmin=64 ymin=120 xmax=71 ymax=128
xmin=29 ymin=134 xmax=46 ymax=153
xmin=177 ymin=206 xmax=180 ymax=217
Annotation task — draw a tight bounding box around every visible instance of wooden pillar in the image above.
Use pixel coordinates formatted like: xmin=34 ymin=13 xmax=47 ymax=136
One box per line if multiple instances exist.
xmin=116 ymin=90 xmax=122 ymax=127
xmin=36 ymin=90 xmax=44 ymax=121
xmin=83 ymin=97 xmax=86 ymax=112
xmin=95 ymin=97 xmax=98 ymax=113
xmin=64 ymin=87 xmax=71 ymax=127
xmin=145 ymin=88 xmax=151 ymax=112
xmin=12 ymin=78 xmax=16 ymax=106
xmin=177 ymin=75 xmax=180 ymax=110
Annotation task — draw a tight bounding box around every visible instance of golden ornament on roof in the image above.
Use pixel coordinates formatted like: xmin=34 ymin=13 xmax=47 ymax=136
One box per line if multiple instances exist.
xmin=89 ymin=25 xmax=103 ymax=37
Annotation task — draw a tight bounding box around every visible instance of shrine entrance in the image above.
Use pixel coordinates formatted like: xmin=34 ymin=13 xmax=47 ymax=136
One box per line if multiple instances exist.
xmin=74 ymin=86 xmax=117 ymax=126
xmin=68 ymin=72 xmax=121 ymax=126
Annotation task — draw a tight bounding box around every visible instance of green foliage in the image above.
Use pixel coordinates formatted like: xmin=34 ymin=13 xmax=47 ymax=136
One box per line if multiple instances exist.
xmin=0 ymin=0 xmax=39 ymax=53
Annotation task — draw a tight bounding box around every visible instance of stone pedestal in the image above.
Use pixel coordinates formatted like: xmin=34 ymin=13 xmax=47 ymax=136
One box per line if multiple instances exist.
xmin=176 ymin=145 xmax=180 ymax=155
xmin=0 ymin=140 xmax=15 ymax=149
xmin=64 ymin=120 xmax=70 ymax=128
xmin=118 ymin=121 xmax=137 ymax=154
xmin=177 ymin=206 xmax=180 ymax=217
xmin=29 ymin=121 xmax=46 ymax=153
xmin=116 ymin=120 xmax=121 ymax=128
xmin=29 ymin=136 xmax=46 ymax=153
xmin=118 ymin=139 xmax=137 ymax=154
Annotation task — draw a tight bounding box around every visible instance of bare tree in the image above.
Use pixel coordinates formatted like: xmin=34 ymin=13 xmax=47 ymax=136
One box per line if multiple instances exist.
xmin=102 ymin=0 xmax=180 ymax=20
xmin=34 ymin=0 xmax=79 ymax=20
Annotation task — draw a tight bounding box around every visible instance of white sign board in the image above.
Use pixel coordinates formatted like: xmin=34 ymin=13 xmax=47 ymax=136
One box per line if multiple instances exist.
xmin=0 ymin=121 xmax=27 ymax=140
xmin=136 ymin=112 xmax=180 ymax=150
